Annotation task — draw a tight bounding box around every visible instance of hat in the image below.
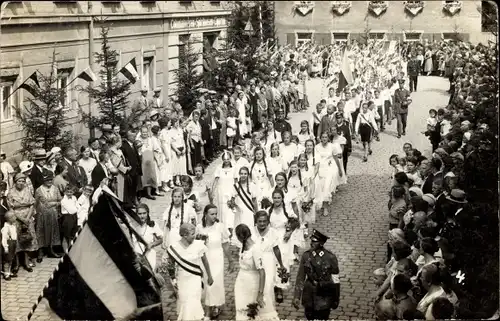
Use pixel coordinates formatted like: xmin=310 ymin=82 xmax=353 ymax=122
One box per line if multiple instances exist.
xmin=102 ymin=124 xmax=113 ymax=132
xmin=409 ymin=186 xmax=424 ymax=198
xmin=450 ymin=152 xmax=464 ymax=161
xmin=13 ymin=172 xmax=27 ymax=183
xmin=422 ymin=194 xmax=436 ymax=207
xmin=34 ymin=149 xmax=47 ymax=161
xmin=43 ymin=171 xmax=54 ymax=181
xmin=446 ymin=189 xmax=467 ymax=204
xmin=19 ymin=161 xmax=34 ymax=173
xmin=208 ymin=90 xmax=217 ymax=95
xmin=310 ymin=229 xmax=329 ymax=243
xmin=50 ymin=147 xmax=61 ymax=155
xmin=140 ymin=87 xmax=148 ymax=92
xmin=444 ymin=172 xmax=456 ymax=178
xmin=150 ymin=109 xmax=159 ymax=119
xmin=460 ymin=120 xmax=471 ymax=127
xmin=154 ymin=87 xmax=161 ymax=92
xmin=388 ymin=228 xmax=407 ymax=245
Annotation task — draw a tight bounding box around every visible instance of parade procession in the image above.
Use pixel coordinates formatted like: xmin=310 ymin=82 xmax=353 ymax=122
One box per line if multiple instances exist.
xmin=0 ymin=1 xmax=498 ymax=321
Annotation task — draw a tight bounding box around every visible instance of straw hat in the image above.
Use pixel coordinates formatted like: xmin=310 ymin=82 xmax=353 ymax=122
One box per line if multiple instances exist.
xmin=19 ymin=161 xmax=34 ymax=173
xmin=34 ymin=149 xmax=47 ymax=161
xmin=446 ymin=189 xmax=467 ymax=204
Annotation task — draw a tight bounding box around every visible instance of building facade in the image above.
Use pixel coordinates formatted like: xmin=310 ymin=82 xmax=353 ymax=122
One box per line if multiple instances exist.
xmin=0 ymin=0 xmax=232 ymax=154
xmin=275 ymin=1 xmax=493 ymax=47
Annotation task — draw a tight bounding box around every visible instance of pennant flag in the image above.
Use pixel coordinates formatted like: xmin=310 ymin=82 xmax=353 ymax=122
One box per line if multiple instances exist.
xmin=77 ymin=67 xmax=97 ymax=83
xmin=119 ymin=58 xmax=140 ymax=84
xmin=15 ymin=71 xmax=40 ymax=97
xmin=28 ymin=193 xmax=162 ymax=321
xmin=338 ymin=48 xmax=354 ymax=92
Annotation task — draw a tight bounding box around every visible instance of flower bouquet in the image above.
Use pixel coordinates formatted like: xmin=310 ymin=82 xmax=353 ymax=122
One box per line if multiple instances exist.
xmin=277 ymin=267 xmax=291 ymax=284
xmin=227 ymin=198 xmax=237 ymax=210
xmin=301 ymin=199 xmax=314 ymax=213
xmin=247 ymin=302 xmax=260 ymax=319
xmin=260 ymin=197 xmax=272 ymax=209
xmin=195 ymin=233 xmax=208 ymax=241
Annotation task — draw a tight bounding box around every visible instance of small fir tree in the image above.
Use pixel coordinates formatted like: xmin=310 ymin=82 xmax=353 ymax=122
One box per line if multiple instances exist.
xmin=14 ymin=51 xmax=73 ymax=154
xmin=80 ymin=26 xmax=132 ymax=129
xmin=174 ymin=40 xmax=204 ymax=116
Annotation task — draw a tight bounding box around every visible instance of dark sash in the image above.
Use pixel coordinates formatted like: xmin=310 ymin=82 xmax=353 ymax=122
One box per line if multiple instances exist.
xmin=167 ymin=245 xmax=203 ymax=277
xmin=234 ymin=183 xmax=254 ymax=213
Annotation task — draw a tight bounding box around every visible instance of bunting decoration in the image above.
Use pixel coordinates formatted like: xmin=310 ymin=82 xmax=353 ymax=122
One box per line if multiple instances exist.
xmin=404 ymin=1 xmax=425 ymax=16
xmin=118 ymin=57 xmax=140 ymax=84
xmin=443 ymin=0 xmax=462 ymax=15
xmin=331 ymin=1 xmax=352 ymax=15
xmin=77 ymin=67 xmax=97 ymax=83
xmin=293 ymin=1 xmax=315 ymax=16
xmin=368 ymin=1 xmax=388 ymax=16
xmin=15 ymin=71 xmax=40 ymax=98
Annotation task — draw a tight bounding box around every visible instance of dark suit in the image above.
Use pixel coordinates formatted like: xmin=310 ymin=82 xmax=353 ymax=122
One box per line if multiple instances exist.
xmin=121 ymin=139 xmax=141 ymax=207
xmin=91 ymin=162 xmax=109 ymax=191
xmin=421 ymin=172 xmax=434 ymax=194
xmin=394 ymin=88 xmax=411 ymax=136
xmin=407 ymin=59 xmax=420 ymax=92
xmin=30 ymin=165 xmax=47 ymax=191
xmin=62 ymin=159 xmax=87 ymax=192
xmin=317 ymin=114 xmax=336 ymax=140
xmin=336 ymin=121 xmax=352 ymax=173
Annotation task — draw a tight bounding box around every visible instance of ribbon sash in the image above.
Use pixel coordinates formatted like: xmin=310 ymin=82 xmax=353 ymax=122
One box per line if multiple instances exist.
xmin=234 ymin=184 xmax=254 ymax=214
xmin=167 ymin=245 xmax=203 ymax=277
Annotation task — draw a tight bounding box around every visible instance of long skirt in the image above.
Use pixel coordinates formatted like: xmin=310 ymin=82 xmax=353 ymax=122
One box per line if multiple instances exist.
xmin=203 ymin=246 xmax=225 ymax=306
xmin=191 ymin=141 xmax=203 ymax=169
xmin=314 ymin=162 xmax=338 ymax=205
xmin=141 ymin=150 xmax=159 ymax=188
xmin=35 ymin=207 xmax=61 ymax=247
xmin=170 ymin=153 xmax=187 ymax=176
xmin=177 ymin=270 xmax=204 ymax=321
xmin=260 ymin=251 xmax=279 ymax=320
xmin=235 ymin=269 xmax=260 ymax=320
xmin=424 ymin=58 xmax=433 ymax=73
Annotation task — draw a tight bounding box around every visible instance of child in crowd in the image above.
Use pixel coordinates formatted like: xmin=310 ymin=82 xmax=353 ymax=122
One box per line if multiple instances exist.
xmin=389 ymin=154 xmax=404 ymax=181
xmin=368 ymin=101 xmax=381 ymax=141
xmin=60 ymin=185 xmax=79 ymax=252
xmin=1 ymin=211 xmax=17 ymax=280
xmin=232 ymin=146 xmax=250 ymax=179
xmin=311 ymin=103 xmax=324 ymax=141
xmin=423 ymin=108 xmax=438 ymax=137
xmin=77 ymin=185 xmax=94 ymax=228
xmin=405 ymin=157 xmax=423 ymax=187
xmin=192 ymin=163 xmax=212 ymax=223
xmin=226 ymin=108 xmax=237 ymax=150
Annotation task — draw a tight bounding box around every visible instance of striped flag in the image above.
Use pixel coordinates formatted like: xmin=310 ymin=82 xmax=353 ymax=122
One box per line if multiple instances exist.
xmin=119 ymin=58 xmax=140 ymax=84
xmin=77 ymin=67 xmax=97 ymax=83
xmin=17 ymin=71 xmax=40 ymax=97
xmin=338 ymin=48 xmax=354 ymax=92
xmin=28 ymin=192 xmax=162 ymax=321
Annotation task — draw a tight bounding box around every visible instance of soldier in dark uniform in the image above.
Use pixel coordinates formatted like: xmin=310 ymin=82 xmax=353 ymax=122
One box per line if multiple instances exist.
xmin=293 ymin=229 xmax=340 ymax=320
xmin=274 ymin=109 xmax=292 ymax=135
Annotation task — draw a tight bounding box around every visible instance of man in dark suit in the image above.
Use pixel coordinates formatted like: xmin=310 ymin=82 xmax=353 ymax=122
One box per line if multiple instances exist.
xmin=274 ymin=109 xmax=292 ymax=134
xmin=335 ymin=113 xmax=352 ymax=173
xmin=121 ymin=129 xmax=142 ymax=208
xmin=393 ymin=80 xmax=412 ymax=138
xmin=317 ymin=104 xmax=336 ymax=140
xmin=91 ymin=151 xmax=111 ymax=191
xmin=407 ymin=53 xmax=420 ymax=93
xmin=31 ymin=149 xmax=49 ymax=191
xmin=62 ymin=148 xmax=87 ymax=195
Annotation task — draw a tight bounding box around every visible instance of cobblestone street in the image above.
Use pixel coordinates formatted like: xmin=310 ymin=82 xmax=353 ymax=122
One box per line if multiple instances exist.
xmin=1 ymin=76 xmax=450 ymax=320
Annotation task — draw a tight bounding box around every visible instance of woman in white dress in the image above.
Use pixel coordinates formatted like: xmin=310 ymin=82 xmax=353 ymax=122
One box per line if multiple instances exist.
xmin=161 ymin=223 xmax=214 ymax=321
xmin=196 ymin=204 xmax=235 ymax=319
xmin=296 ymin=120 xmax=315 ymax=146
xmin=229 ymin=166 xmax=258 ymax=238
xmin=151 ymin=125 xmax=169 ymax=192
xmin=162 ymin=188 xmax=197 ymax=248
xmin=159 ymin=117 xmax=173 ymax=191
xmin=252 ymin=211 xmax=284 ymax=320
xmin=78 ymin=146 xmax=96 ymax=185
xmin=267 ymin=143 xmax=287 ymax=177
xmin=138 ymin=126 xmax=162 ymax=199
xmin=133 ymin=203 xmax=163 ymax=270
xmin=296 ymin=152 xmax=317 ymax=233
xmin=248 ymin=147 xmax=274 ymax=205
xmin=168 ymin=117 xmax=188 ymax=176
xmin=286 ymin=160 xmax=303 ymax=218
xmin=234 ymin=224 xmax=265 ymax=321
xmin=331 ymin=127 xmax=348 ymax=186
xmin=263 ymin=120 xmax=282 ymax=154
xmin=212 ymin=152 xmax=236 ymax=236
xmin=279 ymin=131 xmax=299 ymax=168
xmin=235 ymin=91 xmax=249 ymax=138
xmin=315 ymin=132 xmax=342 ymax=216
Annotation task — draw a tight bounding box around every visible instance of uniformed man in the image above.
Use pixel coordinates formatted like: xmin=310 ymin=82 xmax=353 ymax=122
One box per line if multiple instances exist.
xmin=293 ymin=229 xmax=340 ymax=320
xmin=393 ymin=79 xmax=412 ymax=138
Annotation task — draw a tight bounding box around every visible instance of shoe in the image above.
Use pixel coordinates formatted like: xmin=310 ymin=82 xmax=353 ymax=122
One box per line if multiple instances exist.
xmin=402 ymin=131 xmax=406 ymax=136
xmin=144 ymin=195 xmax=156 ymax=200
xmin=11 ymin=272 xmax=17 ymax=278
xmin=11 ymin=267 xmax=19 ymax=275
xmin=369 ymin=149 xmax=373 ymax=155
xmin=23 ymin=265 xmax=33 ymax=273
xmin=375 ymin=136 xmax=380 ymax=142
xmin=397 ymin=135 xmax=401 ymax=138
xmin=36 ymin=257 xmax=43 ymax=263
xmin=363 ymin=156 xmax=368 ymax=162
xmin=153 ymin=192 xmax=165 ymax=197
xmin=3 ymin=274 xmax=11 ymax=281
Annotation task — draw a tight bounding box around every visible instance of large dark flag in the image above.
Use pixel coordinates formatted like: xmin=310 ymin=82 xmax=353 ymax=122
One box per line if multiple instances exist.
xmin=338 ymin=48 xmax=354 ymax=93
xmin=17 ymin=71 xmax=40 ymax=97
xmin=77 ymin=67 xmax=97 ymax=83
xmin=27 ymin=191 xmax=162 ymax=320
xmin=119 ymin=58 xmax=140 ymax=84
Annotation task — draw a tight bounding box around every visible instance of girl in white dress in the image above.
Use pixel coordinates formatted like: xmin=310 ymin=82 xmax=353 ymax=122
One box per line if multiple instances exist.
xmin=226 ymin=108 xmax=238 ymax=150
xmin=151 ymin=125 xmax=169 ymax=192
xmin=263 ymin=120 xmax=282 ymax=154
xmin=161 ymin=223 xmax=213 ymax=321
xmin=287 ymin=160 xmax=303 ymax=218
xmin=235 ymin=91 xmax=248 ymax=138
xmin=296 ymin=152 xmax=317 ymax=234
xmin=159 ymin=118 xmax=173 ymax=190
xmin=267 ymin=142 xmax=287 ymax=177
xmin=196 ymin=205 xmax=235 ymax=319
xmin=232 ymin=146 xmax=250 ymax=180
xmin=180 ymin=175 xmax=201 ymax=215
xmin=331 ymin=127 xmax=348 ymax=186
xmin=168 ymin=117 xmax=188 ymax=176
xmin=249 ymin=147 xmax=274 ymax=205
xmin=252 ymin=211 xmax=285 ymax=320
xmin=212 ymin=152 xmax=236 ymax=236
xmin=233 ymin=224 xmax=265 ymax=321
xmin=296 ymin=120 xmax=315 ymax=146
xmin=315 ymin=132 xmax=342 ymax=216
xmin=134 ymin=203 xmax=163 ymax=270
xmin=192 ymin=163 xmax=212 ymax=223
xmin=162 ymin=188 xmax=197 ymax=248
xmin=279 ymin=131 xmax=299 ymax=168
xmin=229 ymin=166 xmax=258 ymax=245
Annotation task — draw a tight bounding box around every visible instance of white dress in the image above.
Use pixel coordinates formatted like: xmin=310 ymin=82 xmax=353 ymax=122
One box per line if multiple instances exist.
xmin=231 ymin=182 xmax=258 ymax=231
xmin=213 ymin=166 xmax=236 ymax=231
xmin=314 ymin=143 xmax=339 ymax=204
xmin=331 ymin=136 xmax=347 ymax=185
xmin=234 ymin=245 xmax=264 ymax=321
xmin=252 ymin=227 xmax=280 ymax=320
xmin=236 ymin=98 xmax=248 ymax=137
xmin=170 ymin=240 xmax=207 ymax=321
xmin=159 ymin=128 xmax=173 ymax=182
xmin=249 ymin=161 xmax=273 ymax=205
xmin=169 ymin=127 xmax=187 ymax=176
xmin=196 ymin=222 xmax=229 ymax=307
xmin=267 ymin=156 xmax=286 ymax=176
xmin=279 ymin=143 xmax=299 ymax=168
xmin=297 ymin=165 xmax=316 ymax=225
xmin=227 ymin=117 xmax=237 ymax=137
xmin=133 ymin=222 xmax=164 ymax=270
xmin=162 ymin=205 xmax=197 ymax=248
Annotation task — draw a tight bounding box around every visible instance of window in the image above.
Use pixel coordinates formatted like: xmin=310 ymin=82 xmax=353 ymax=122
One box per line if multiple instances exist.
xmin=143 ymin=56 xmax=155 ymax=91
xmin=403 ymin=31 xmax=423 ymax=42
xmin=369 ymin=32 xmax=387 ymax=40
xmin=0 ymin=80 xmax=18 ymax=122
xmin=332 ymin=32 xmax=350 ymax=43
xmin=296 ymin=32 xmax=313 ymax=47
xmin=57 ymin=68 xmax=72 ymax=110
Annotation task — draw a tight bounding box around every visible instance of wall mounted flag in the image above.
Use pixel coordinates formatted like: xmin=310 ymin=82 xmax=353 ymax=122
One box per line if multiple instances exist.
xmin=119 ymin=58 xmax=139 ymax=84
xmin=294 ymin=1 xmax=315 ymax=16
